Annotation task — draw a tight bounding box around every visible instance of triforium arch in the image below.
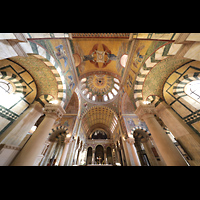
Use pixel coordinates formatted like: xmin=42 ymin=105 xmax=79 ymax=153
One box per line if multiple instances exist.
xmin=130 ymin=126 xmax=150 ymax=139
xmin=89 ymin=128 xmax=109 ymax=139
xmin=49 ymin=125 xmax=69 ymax=142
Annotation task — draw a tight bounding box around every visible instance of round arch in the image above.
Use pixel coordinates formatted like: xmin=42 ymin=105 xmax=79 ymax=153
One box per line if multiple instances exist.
xmin=81 ymin=105 xmax=119 ymax=139
xmin=49 ymin=125 xmax=69 ymax=142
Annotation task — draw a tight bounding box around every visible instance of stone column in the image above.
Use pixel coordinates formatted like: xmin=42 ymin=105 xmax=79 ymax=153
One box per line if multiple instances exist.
xmin=104 ymin=149 xmax=107 ymax=164
xmin=156 ymin=101 xmax=200 ymax=166
xmin=0 ymin=101 xmax=44 ymax=146
xmin=65 ymin=138 xmax=75 ymax=166
xmin=92 ymin=149 xmax=95 ymax=164
xmin=126 ymin=137 xmax=141 ymax=166
xmin=115 ymin=144 xmax=121 ymax=165
xmin=10 ymin=103 xmax=65 ymax=166
xmin=119 ymin=142 xmax=126 ymax=166
xmin=58 ymin=137 xmax=71 ymax=166
xmin=135 ymin=104 xmax=187 ymax=166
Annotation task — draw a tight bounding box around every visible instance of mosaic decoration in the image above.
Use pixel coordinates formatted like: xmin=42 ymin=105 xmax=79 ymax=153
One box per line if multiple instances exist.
xmin=142 ymin=57 xmax=190 ymax=101
xmin=80 ymin=74 xmax=120 ymax=103
xmin=123 ymin=33 xmax=182 ymax=109
xmin=72 ymin=33 xmax=130 ymax=38
xmin=27 ymin=37 xmax=76 ymax=108
xmin=163 ymin=61 xmax=200 ymax=135
xmin=71 ymin=38 xmax=129 ymax=79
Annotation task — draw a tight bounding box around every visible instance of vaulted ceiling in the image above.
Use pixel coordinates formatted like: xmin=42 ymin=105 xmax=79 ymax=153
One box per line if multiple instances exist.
xmin=81 ymin=106 xmax=118 ymax=139
xmin=19 ymin=33 xmax=200 ymax=141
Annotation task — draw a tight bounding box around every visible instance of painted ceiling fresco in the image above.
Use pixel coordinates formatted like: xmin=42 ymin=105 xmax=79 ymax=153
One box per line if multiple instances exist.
xmin=70 ymin=37 xmax=131 ymax=79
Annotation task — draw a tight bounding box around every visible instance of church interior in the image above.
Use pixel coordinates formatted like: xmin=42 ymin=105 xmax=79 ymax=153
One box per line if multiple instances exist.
xmin=0 ymin=33 xmax=200 ymax=166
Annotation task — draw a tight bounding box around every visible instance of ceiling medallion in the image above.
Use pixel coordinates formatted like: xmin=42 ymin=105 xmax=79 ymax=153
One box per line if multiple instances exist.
xmin=83 ymin=44 xmax=117 ymax=68
xmin=94 ymin=75 xmax=105 ymax=87
xmin=80 ymin=75 xmax=120 ymax=103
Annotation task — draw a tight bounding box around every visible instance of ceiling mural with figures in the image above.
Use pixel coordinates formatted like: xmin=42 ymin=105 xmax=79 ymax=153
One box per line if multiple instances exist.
xmin=70 ymin=37 xmax=131 ymax=79
xmin=2 ymin=33 xmax=200 ymax=144
xmin=2 ymin=33 xmax=200 ymax=166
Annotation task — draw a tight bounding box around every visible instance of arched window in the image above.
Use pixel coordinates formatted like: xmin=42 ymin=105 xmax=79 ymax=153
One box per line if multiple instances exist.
xmin=0 ymin=79 xmax=13 ymax=95
xmin=184 ymin=80 xmax=200 ymax=103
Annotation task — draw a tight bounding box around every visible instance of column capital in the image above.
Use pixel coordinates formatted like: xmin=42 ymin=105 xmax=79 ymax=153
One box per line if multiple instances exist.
xmin=30 ymin=101 xmax=44 ymax=114
xmin=64 ymin=137 xmax=71 ymax=144
xmin=135 ymin=104 xmax=156 ymax=120
xmin=44 ymin=103 xmax=66 ymax=120
xmin=155 ymin=101 xmax=171 ymax=113
xmin=126 ymin=137 xmax=135 ymax=145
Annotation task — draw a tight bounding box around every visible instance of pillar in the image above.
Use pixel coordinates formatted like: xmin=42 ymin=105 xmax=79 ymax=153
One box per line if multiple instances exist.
xmin=92 ymin=149 xmax=95 ymax=164
xmin=126 ymin=137 xmax=141 ymax=166
xmin=156 ymin=101 xmax=200 ymax=166
xmin=115 ymin=143 xmax=121 ymax=165
xmin=135 ymin=104 xmax=187 ymax=166
xmin=104 ymin=149 xmax=107 ymax=164
xmin=119 ymin=141 xmax=126 ymax=166
xmin=0 ymin=101 xmax=44 ymax=146
xmin=58 ymin=137 xmax=71 ymax=166
xmin=10 ymin=103 xmax=65 ymax=166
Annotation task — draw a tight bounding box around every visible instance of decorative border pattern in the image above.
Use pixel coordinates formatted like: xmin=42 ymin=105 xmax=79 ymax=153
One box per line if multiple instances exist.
xmin=134 ymin=41 xmax=182 ymax=107
xmin=0 ymin=71 xmax=26 ymax=95
xmin=173 ymin=72 xmax=200 ymax=98
xmin=49 ymin=125 xmax=69 ymax=142
xmin=146 ymin=95 xmax=163 ymax=107
xmin=72 ymin=33 xmax=130 ymax=38
xmin=130 ymin=126 xmax=150 ymax=135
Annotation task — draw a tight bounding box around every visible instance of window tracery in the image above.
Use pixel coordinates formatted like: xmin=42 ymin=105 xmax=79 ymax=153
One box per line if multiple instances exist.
xmin=184 ymin=80 xmax=200 ymax=103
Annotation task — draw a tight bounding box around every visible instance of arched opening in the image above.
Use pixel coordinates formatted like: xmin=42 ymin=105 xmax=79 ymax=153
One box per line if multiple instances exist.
xmin=95 ymin=145 xmax=104 ymax=164
xmin=91 ymin=130 xmax=107 ymax=139
xmin=86 ymin=147 xmax=92 ymax=165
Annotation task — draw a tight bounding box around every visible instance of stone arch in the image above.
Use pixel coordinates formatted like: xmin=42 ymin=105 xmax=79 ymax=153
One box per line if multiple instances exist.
xmin=134 ymin=42 xmax=174 ymax=107
xmin=0 ymin=71 xmax=27 ymax=96
xmin=173 ymin=72 xmax=200 ymax=99
xmin=48 ymin=125 xmax=69 ymax=142
xmin=131 ymin=127 xmax=151 ymax=143
xmin=31 ymin=54 xmax=66 ymax=107
xmin=131 ymin=126 xmax=150 ymax=136
xmin=145 ymin=95 xmax=164 ymax=108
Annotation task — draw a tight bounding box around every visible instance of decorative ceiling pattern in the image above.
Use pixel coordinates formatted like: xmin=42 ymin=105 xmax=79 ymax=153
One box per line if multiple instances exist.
xmin=27 ymin=36 xmax=76 ymax=108
xmin=142 ymin=57 xmax=190 ymax=101
xmin=71 ymin=37 xmax=130 ymax=79
xmin=72 ymin=33 xmax=130 ymax=38
xmin=9 ymin=55 xmax=58 ymax=100
xmin=80 ymin=74 xmax=120 ymax=103
xmin=81 ymin=106 xmax=118 ymax=137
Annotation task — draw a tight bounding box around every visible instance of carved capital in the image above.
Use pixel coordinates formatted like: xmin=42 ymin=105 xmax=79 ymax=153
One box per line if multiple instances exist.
xmin=126 ymin=137 xmax=135 ymax=145
xmin=135 ymin=104 xmax=156 ymax=120
xmin=155 ymin=101 xmax=171 ymax=114
xmin=31 ymin=101 xmax=44 ymax=114
xmin=44 ymin=103 xmax=65 ymax=120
